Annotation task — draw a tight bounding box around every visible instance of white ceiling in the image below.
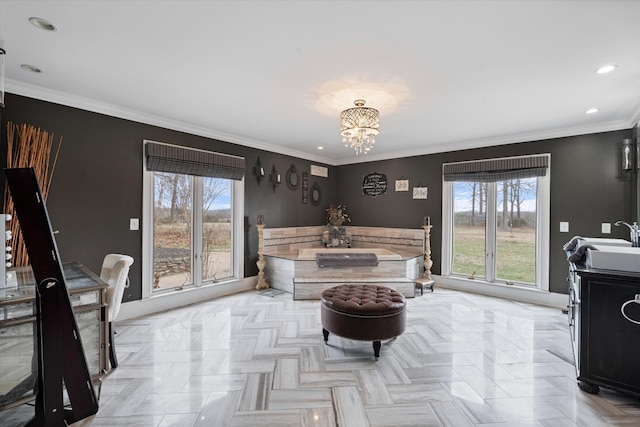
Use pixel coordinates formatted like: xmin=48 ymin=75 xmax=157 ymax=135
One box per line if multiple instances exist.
xmin=1 ymin=1 xmax=639 ymax=165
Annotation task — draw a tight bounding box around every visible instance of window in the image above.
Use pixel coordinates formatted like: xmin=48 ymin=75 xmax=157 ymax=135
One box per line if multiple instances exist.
xmin=142 ymin=141 xmax=245 ymax=296
xmin=151 ymin=173 xmax=234 ymax=291
xmin=442 ymin=154 xmax=550 ymax=291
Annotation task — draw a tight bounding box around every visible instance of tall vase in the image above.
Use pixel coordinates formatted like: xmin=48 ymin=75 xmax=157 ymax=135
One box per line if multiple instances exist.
xmin=331 ymin=226 xmax=340 ymax=247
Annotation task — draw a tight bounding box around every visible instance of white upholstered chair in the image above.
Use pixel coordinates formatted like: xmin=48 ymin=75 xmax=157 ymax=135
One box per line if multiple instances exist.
xmin=100 ymin=254 xmax=134 ymax=369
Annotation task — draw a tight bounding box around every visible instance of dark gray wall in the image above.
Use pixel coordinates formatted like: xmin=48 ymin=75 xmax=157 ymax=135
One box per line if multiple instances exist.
xmin=1 ymin=93 xmax=634 ymax=299
xmin=335 ymin=130 xmax=634 ymax=294
xmin=0 ymin=94 xmax=336 ymax=302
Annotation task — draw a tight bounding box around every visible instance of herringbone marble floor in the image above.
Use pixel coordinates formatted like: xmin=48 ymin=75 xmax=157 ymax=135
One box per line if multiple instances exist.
xmin=2 ymin=288 xmax=639 ymax=426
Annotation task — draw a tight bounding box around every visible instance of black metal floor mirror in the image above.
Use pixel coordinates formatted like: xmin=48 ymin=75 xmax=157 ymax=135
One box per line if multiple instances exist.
xmin=5 ymin=167 xmax=98 ymax=426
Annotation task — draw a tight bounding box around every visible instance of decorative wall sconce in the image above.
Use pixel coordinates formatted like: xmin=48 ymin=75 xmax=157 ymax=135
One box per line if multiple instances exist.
xmin=621 ymin=138 xmax=638 ymax=172
xmin=270 ymin=165 xmax=281 ymax=192
xmin=254 ymin=157 xmax=265 ymax=185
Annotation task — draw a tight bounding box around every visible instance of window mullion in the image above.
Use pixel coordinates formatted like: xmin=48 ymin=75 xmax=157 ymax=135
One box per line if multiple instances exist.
xmin=441 ymin=181 xmax=454 ymax=276
xmin=485 ymin=183 xmax=497 ymax=281
xmin=192 ymin=177 xmax=203 ymax=286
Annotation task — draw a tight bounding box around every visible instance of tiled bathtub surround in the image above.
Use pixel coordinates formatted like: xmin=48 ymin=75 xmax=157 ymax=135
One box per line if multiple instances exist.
xmin=262 ymin=226 xmax=425 ymax=254
xmin=262 ymin=226 xmax=326 ymax=254
xmin=347 ymin=226 xmax=424 ymax=252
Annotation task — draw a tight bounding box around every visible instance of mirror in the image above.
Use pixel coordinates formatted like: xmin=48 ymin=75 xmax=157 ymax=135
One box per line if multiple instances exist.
xmin=310 ymin=182 xmax=321 ymax=206
xmin=286 ymin=164 xmax=299 ymax=190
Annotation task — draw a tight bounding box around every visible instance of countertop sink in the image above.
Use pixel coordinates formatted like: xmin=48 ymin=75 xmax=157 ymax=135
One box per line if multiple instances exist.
xmin=579 ymin=237 xmax=631 ymax=247
xmin=587 ymin=245 xmax=640 ymax=272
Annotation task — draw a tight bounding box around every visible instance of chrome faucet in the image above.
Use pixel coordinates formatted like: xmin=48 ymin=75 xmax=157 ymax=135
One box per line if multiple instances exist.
xmin=615 ymin=220 xmax=640 ymax=247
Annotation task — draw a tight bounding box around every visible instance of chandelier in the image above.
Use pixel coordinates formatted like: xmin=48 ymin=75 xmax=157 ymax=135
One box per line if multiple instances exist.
xmin=340 ymin=99 xmax=379 ymax=155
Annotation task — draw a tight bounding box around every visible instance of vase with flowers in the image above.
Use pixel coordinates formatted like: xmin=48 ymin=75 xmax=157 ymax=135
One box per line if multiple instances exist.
xmin=326 ymin=204 xmax=350 ymax=247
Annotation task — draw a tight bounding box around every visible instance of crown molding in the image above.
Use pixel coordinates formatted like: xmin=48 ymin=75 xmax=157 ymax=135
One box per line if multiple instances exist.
xmin=6 ymin=79 xmax=636 ymax=168
xmin=5 ymin=79 xmax=337 ymax=166
xmin=335 ymin=119 xmax=633 ymax=165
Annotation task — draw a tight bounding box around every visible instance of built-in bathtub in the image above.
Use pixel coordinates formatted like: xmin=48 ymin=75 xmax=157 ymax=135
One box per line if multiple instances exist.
xmin=265 ymin=247 xmax=422 ymax=299
xmin=261 ymin=226 xmax=426 ymax=299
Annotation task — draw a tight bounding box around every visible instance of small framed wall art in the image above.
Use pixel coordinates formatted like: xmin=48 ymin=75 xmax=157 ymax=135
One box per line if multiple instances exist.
xmin=395 ymin=179 xmax=409 ymax=192
xmin=413 ymin=187 xmax=428 ymax=199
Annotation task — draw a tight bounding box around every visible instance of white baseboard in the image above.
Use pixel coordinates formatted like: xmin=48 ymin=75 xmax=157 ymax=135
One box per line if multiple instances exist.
xmin=433 ymin=275 xmax=568 ymax=309
xmin=117 ymin=276 xmax=257 ymax=321
xmin=116 ymin=274 xmax=567 ymax=322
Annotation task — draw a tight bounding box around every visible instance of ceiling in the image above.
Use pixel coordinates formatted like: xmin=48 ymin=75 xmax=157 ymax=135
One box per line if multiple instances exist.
xmin=1 ymin=1 xmax=639 ymax=166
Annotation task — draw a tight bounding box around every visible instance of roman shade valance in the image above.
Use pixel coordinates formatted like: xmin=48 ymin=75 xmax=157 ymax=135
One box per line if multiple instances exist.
xmin=145 ymin=142 xmax=245 ymax=180
xmin=443 ymin=154 xmax=549 ymax=182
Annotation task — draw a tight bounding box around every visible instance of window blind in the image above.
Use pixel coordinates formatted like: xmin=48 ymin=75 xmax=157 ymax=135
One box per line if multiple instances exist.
xmin=145 ymin=142 xmax=245 ymax=180
xmin=443 ymin=154 xmax=549 ymax=182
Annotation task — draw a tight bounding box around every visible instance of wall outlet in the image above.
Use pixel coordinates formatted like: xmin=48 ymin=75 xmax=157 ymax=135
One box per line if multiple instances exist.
xmin=560 ymin=222 xmax=569 ymax=232
xmin=602 ymin=222 xmax=611 ymax=234
xmin=130 ymin=218 xmax=139 ymax=231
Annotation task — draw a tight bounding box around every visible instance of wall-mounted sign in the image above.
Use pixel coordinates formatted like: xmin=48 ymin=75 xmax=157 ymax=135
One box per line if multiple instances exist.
xmin=310 ymin=165 xmax=328 ymax=177
xmin=302 ymin=172 xmax=309 ymax=203
xmin=413 ymin=187 xmax=428 ymax=199
xmin=362 ymin=172 xmax=387 ymax=198
xmin=395 ymin=179 xmax=409 ymax=192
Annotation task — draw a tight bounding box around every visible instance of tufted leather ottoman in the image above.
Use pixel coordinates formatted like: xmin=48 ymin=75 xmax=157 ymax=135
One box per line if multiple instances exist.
xmin=321 ymin=284 xmax=406 ymax=359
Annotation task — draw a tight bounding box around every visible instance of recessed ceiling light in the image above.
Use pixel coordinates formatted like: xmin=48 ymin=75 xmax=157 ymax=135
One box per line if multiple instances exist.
xmin=21 ymin=64 xmax=42 ymax=73
xmin=595 ymin=65 xmax=616 ymax=74
xmin=585 ymin=108 xmax=599 ymax=114
xmin=29 ymin=17 xmax=57 ymax=31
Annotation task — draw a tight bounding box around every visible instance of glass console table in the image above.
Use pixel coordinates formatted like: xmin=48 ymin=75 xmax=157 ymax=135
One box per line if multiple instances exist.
xmin=0 ymin=262 xmax=108 ymax=411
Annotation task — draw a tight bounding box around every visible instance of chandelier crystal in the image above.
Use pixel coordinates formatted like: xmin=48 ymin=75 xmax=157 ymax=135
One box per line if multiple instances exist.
xmin=340 ymin=99 xmax=379 ymax=155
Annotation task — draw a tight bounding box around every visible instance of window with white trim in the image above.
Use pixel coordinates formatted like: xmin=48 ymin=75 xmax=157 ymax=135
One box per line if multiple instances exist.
xmin=442 ymin=154 xmax=550 ymax=290
xmin=142 ymin=141 xmax=245 ymax=295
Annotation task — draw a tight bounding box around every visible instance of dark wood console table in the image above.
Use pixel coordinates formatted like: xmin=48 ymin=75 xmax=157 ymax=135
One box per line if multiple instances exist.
xmin=0 ymin=262 xmax=108 ymax=412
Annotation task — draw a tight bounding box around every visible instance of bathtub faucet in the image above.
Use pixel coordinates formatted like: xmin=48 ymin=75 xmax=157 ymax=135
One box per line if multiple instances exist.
xmin=615 ymin=220 xmax=640 ymax=247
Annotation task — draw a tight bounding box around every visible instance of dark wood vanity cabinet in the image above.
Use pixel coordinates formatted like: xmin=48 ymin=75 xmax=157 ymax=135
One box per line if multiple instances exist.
xmin=570 ymin=268 xmax=640 ymax=398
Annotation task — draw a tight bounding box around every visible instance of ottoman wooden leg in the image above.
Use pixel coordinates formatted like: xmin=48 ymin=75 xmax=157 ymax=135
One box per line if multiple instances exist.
xmin=323 ymin=328 xmax=329 ymax=343
xmin=373 ymin=340 xmax=381 ymax=359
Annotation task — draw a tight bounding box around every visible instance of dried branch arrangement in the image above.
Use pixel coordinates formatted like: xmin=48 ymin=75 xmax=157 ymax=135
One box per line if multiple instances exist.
xmin=3 ymin=122 xmax=62 ymax=266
